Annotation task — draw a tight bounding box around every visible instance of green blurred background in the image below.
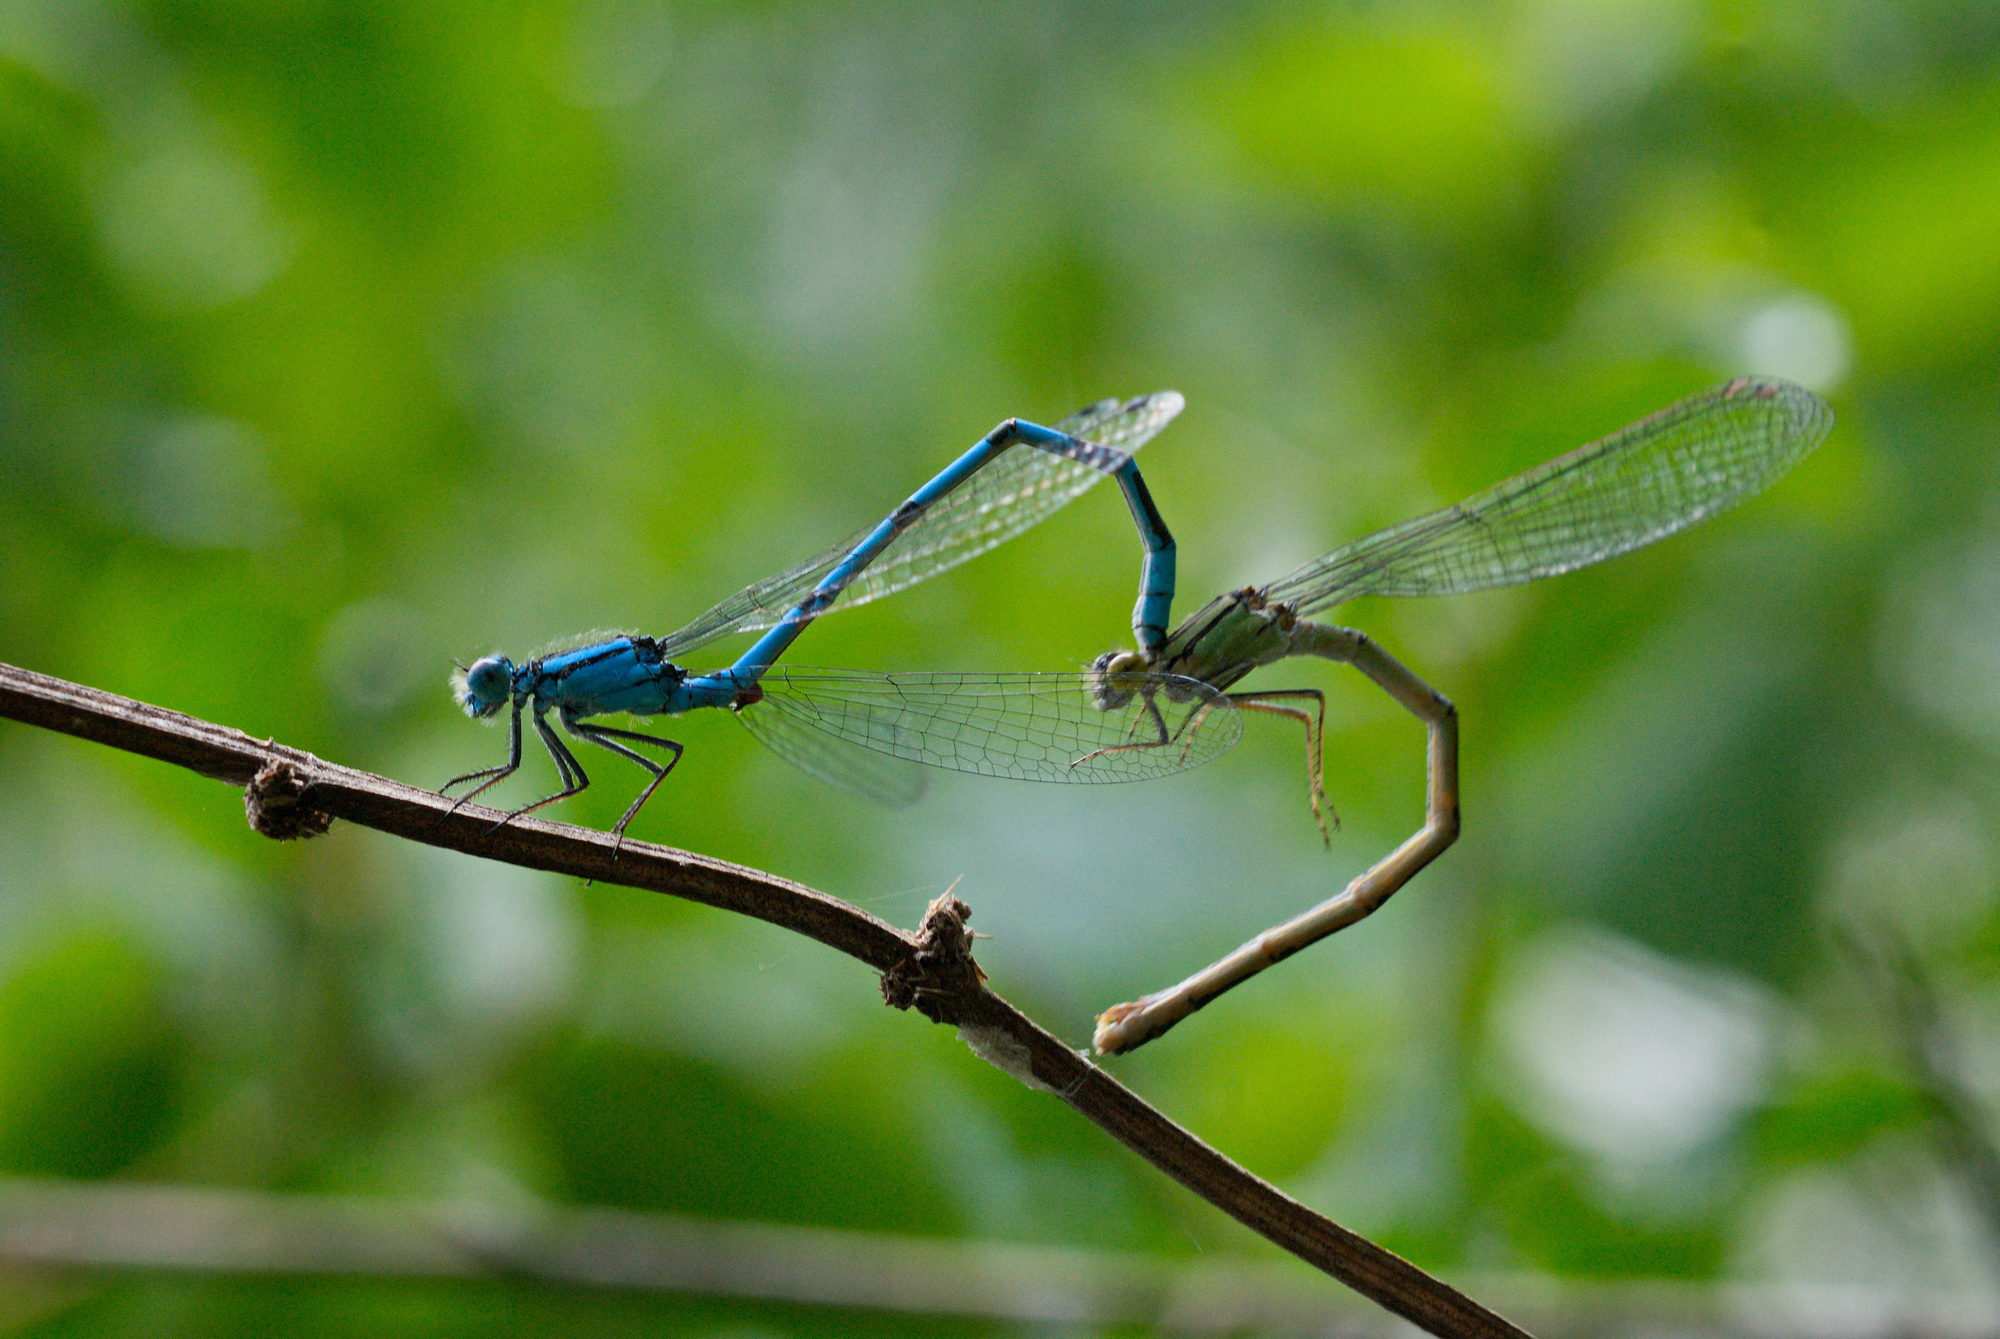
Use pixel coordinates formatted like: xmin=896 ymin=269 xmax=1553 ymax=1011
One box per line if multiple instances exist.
xmin=3 ymin=0 xmax=1999 ymax=1333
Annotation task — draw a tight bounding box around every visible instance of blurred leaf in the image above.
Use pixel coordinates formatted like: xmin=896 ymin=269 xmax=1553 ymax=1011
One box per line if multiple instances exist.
xmin=0 ymin=931 xmax=180 ymax=1178
xmin=1463 ymin=1098 xmax=1726 ymax=1279
xmin=518 ymin=1035 xmax=961 ymax=1233
xmin=1198 ymin=15 xmax=1527 ymax=222
xmin=1749 ymin=1069 xmax=1932 ymax=1166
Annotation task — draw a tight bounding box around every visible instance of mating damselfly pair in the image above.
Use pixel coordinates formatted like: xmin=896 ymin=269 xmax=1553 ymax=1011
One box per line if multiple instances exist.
xmin=445 ymin=378 xmax=1832 ymax=1052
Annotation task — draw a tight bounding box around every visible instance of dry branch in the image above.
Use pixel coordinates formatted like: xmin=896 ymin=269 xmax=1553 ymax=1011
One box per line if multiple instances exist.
xmin=0 ymin=661 xmax=1529 ymax=1339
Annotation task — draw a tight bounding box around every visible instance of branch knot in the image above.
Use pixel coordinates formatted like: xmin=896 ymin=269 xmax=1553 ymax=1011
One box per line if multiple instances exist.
xmin=880 ymin=893 xmax=985 ymax=1023
xmin=245 ymin=758 xmax=333 ymax=841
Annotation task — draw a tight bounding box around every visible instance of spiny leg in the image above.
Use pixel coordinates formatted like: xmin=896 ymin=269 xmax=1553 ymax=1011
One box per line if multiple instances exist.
xmin=441 ymin=701 xmax=525 ymax=815
xmin=1165 ymin=693 xmax=1238 ymax=769
xmin=489 ymin=711 xmax=593 ymax=833
xmin=1073 ymin=688 xmax=1237 ymax=772
xmin=567 ymin=721 xmax=684 ymax=856
xmin=1069 ymin=693 xmax=1173 ymax=770
xmin=1095 ymin=624 xmax=1458 ymax=1055
xmin=1231 ymin=688 xmax=1333 ymax=847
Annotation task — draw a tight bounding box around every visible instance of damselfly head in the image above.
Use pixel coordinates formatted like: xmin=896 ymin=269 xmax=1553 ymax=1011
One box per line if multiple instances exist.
xmin=1084 ymin=649 xmax=1148 ymax=711
xmin=452 ymin=655 xmax=514 ymax=718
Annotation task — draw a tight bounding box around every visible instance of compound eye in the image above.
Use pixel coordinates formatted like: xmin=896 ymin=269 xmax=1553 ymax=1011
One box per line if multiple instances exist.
xmin=1084 ymin=649 xmax=1144 ymax=711
xmin=458 ymin=656 xmax=514 ymax=716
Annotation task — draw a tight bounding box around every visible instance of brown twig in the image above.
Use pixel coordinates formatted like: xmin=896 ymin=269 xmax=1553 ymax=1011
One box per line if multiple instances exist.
xmin=0 ymin=1176 xmax=1374 ymax=1330
xmin=0 ymin=1176 xmax=1989 ymax=1337
xmin=0 ymin=661 xmax=1530 ymax=1339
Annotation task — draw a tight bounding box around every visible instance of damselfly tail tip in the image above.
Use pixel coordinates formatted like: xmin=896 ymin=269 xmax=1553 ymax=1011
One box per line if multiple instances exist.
xmin=1092 ymin=1001 xmax=1146 ymax=1055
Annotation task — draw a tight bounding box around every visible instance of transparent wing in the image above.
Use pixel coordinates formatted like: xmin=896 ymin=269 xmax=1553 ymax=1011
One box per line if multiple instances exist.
xmin=736 ymin=667 xmax=1242 ymax=790
xmin=738 ymin=708 xmax=929 ymax=808
xmin=1264 ymin=377 xmax=1834 ymax=615
xmin=830 ymin=390 xmax=1186 ymax=613
xmin=657 ymin=391 xmax=1184 ymax=658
